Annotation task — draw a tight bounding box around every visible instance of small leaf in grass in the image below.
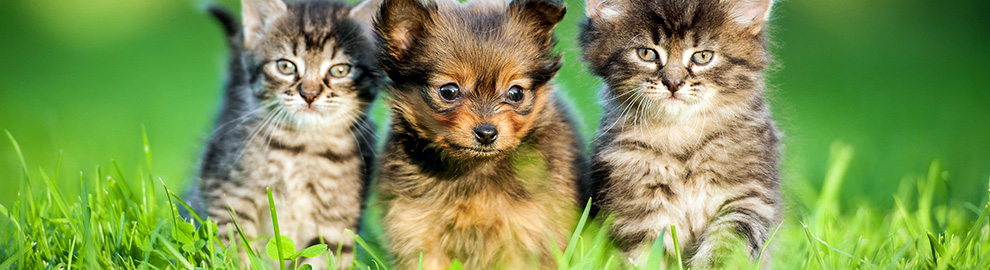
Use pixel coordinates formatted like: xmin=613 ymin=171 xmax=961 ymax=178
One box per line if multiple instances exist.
xmin=136 ymin=236 xmax=152 ymax=251
xmin=182 ymin=239 xmax=206 ymax=253
xmin=298 ymin=264 xmax=313 ymax=270
xmin=449 ymin=258 xmax=463 ymax=270
xmin=174 ymin=219 xmax=196 ymax=244
xmin=300 ymin=244 xmax=328 ymax=258
xmin=266 ymin=235 xmax=297 ymax=261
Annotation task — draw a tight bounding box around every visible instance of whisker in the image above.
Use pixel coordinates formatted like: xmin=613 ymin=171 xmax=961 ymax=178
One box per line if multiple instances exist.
xmin=264 ymin=108 xmax=289 ymax=152
xmin=594 ymin=89 xmax=641 ymax=142
xmin=211 ymin=101 xmax=278 ymax=136
xmin=234 ymin=106 xmax=280 ymax=163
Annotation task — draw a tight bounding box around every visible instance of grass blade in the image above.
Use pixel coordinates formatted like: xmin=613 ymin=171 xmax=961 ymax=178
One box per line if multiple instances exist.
xmin=5 ymin=130 xmax=29 ymax=175
xmin=561 ymin=198 xmax=593 ymax=268
xmin=755 ymin=222 xmax=782 ymax=269
xmin=0 ymin=242 xmax=36 ymax=268
xmin=670 ymin=225 xmax=684 ymax=270
xmin=267 ymin=187 xmax=287 ymax=270
xmin=643 ymin=226 xmax=667 ymax=270
xmin=803 ymin=222 xmax=826 ymax=269
xmin=348 ymin=229 xmax=389 ymax=270
xmin=224 ymin=197 xmax=256 ymax=256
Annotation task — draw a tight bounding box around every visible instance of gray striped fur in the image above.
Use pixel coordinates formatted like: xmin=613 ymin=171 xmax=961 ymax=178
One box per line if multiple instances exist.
xmin=580 ymin=0 xmax=781 ymax=268
xmin=188 ymin=0 xmax=383 ymax=269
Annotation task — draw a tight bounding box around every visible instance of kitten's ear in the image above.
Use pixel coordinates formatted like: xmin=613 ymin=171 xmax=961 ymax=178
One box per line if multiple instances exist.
xmin=376 ymin=0 xmax=436 ymax=60
xmin=508 ymin=0 xmax=566 ymax=49
xmin=349 ymin=0 xmax=383 ymax=33
xmin=585 ymin=0 xmax=620 ymax=20
xmin=728 ymin=0 xmax=774 ymax=35
xmin=242 ymin=0 xmax=287 ymax=48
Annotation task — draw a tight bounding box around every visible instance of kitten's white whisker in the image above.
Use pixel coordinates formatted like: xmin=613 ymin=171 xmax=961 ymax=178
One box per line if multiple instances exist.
xmin=696 ymin=105 xmax=708 ymax=146
xmin=340 ymin=110 xmax=375 ymax=157
xmin=235 ymin=106 xmax=280 ymax=163
xmin=704 ymin=99 xmax=729 ymax=160
xmin=594 ymin=88 xmax=642 ymax=142
xmin=264 ymin=108 xmax=289 ymax=152
xmin=211 ymin=101 xmax=278 ymax=139
xmin=244 ymin=107 xmax=278 ymax=147
xmin=594 ymin=91 xmax=635 ymax=141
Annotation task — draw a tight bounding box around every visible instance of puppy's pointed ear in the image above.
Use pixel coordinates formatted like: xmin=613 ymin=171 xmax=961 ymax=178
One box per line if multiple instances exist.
xmin=376 ymin=0 xmax=436 ymax=60
xmin=242 ymin=0 xmax=287 ymax=49
xmin=727 ymin=0 xmax=774 ymax=35
xmin=584 ymin=0 xmax=620 ymax=20
xmin=349 ymin=0 xmax=383 ymax=34
xmin=508 ymin=0 xmax=566 ymax=50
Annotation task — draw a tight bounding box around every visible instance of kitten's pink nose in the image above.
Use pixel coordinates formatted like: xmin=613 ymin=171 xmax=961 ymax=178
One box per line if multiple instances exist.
xmin=300 ymin=91 xmax=319 ymax=104
xmin=298 ymin=81 xmax=322 ymax=104
xmin=662 ymin=78 xmax=684 ymax=93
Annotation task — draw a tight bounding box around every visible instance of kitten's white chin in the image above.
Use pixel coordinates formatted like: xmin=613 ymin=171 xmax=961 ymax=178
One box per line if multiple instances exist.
xmin=283 ymin=105 xmax=353 ymax=131
xmin=646 ymin=99 xmax=704 ymax=122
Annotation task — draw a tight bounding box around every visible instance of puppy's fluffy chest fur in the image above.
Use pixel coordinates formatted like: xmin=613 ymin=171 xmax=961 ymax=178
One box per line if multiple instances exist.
xmin=391 ymin=161 xmax=556 ymax=262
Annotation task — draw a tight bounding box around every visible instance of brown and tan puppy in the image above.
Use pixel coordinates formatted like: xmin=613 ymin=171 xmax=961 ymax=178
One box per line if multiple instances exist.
xmin=373 ymin=0 xmax=588 ymax=268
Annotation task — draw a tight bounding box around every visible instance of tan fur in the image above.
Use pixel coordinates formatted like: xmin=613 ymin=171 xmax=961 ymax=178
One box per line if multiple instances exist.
xmin=379 ymin=91 xmax=582 ymax=269
xmin=373 ymin=0 xmax=584 ymax=267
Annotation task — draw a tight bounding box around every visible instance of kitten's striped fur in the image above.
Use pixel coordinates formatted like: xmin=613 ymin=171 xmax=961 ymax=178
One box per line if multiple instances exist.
xmin=580 ymin=0 xmax=781 ymax=267
xmin=188 ymin=0 xmax=383 ymax=268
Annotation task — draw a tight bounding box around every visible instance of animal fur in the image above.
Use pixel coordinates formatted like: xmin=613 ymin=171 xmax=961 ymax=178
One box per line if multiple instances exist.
xmin=580 ymin=0 xmax=782 ymax=268
xmin=373 ymin=0 xmax=589 ymax=268
xmin=188 ymin=0 xmax=384 ymax=268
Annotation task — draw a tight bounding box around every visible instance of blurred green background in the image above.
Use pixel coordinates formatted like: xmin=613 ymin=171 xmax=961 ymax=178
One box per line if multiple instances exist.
xmin=1 ymin=0 xmax=988 ymax=213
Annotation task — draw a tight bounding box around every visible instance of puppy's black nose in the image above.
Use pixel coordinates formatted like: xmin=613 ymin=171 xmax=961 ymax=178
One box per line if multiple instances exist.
xmin=473 ymin=124 xmax=498 ymax=145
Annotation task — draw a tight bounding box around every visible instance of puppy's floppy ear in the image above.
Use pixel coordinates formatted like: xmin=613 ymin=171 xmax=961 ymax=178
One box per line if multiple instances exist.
xmin=726 ymin=0 xmax=774 ymax=35
xmin=508 ymin=0 xmax=566 ymax=50
xmin=242 ymin=0 xmax=287 ymax=49
xmin=375 ymin=0 xmax=436 ymax=60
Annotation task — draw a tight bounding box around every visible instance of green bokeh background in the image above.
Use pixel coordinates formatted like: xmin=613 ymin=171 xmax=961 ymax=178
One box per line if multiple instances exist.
xmin=1 ymin=0 xmax=988 ymax=213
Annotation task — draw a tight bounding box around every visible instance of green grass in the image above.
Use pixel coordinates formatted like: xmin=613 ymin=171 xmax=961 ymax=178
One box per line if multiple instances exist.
xmin=1 ymin=0 xmax=989 ymax=268
xmin=1 ymin=132 xmax=987 ymax=269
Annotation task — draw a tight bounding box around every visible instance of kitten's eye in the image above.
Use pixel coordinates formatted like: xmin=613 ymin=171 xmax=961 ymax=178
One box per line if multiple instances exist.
xmin=328 ymin=64 xmax=351 ymax=78
xmin=438 ymin=83 xmax=461 ymax=102
xmin=275 ymin=59 xmax=296 ymax=75
xmin=636 ymin=48 xmax=658 ymax=61
xmin=691 ymin=51 xmax=714 ymax=65
xmin=506 ymin=85 xmax=524 ymax=103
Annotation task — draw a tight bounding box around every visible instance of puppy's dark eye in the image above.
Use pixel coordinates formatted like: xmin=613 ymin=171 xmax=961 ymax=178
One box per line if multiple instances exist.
xmin=438 ymin=83 xmax=460 ymax=101
xmin=506 ymin=85 xmax=524 ymax=103
xmin=636 ymin=48 xmax=658 ymax=61
xmin=691 ymin=51 xmax=714 ymax=65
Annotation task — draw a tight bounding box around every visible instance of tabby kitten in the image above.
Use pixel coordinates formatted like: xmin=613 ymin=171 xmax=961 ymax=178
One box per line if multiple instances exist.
xmin=189 ymin=0 xmax=383 ymax=268
xmin=373 ymin=0 xmax=588 ymax=268
xmin=581 ymin=0 xmax=781 ymax=267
